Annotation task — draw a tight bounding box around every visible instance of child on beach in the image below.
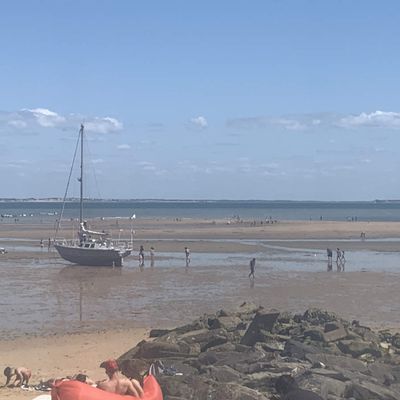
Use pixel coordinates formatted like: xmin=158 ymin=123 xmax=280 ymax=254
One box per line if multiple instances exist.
xmin=4 ymin=366 xmax=31 ymax=387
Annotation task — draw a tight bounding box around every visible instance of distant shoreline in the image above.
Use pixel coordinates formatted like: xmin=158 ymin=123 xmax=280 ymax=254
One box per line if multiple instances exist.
xmin=1 ymin=198 xmax=400 ymax=203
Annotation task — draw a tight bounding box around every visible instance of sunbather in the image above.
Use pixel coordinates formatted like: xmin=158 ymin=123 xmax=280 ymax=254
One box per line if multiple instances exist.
xmin=97 ymin=359 xmax=143 ymax=397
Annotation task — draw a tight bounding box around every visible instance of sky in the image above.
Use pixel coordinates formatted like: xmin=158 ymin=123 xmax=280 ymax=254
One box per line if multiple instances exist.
xmin=1 ymin=1 xmax=400 ymax=200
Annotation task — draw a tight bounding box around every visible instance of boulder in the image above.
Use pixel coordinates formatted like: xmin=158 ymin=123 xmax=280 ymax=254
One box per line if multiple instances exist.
xmin=352 ymin=380 xmax=400 ymax=400
xmin=323 ymin=325 xmax=348 ymax=343
xmin=240 ymin=311 xmax=280 ymax=346
xmin=338 ymin=340 xmax=382 ymax=358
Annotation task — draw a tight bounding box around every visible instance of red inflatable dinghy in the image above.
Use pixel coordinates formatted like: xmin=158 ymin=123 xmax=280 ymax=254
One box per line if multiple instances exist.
xmin=51 ymin=375 xmax=163 ymax=400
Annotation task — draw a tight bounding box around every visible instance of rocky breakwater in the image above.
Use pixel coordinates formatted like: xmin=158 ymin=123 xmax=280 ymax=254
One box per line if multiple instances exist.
xmin=118 ymin=303 xmax=400 ymax=399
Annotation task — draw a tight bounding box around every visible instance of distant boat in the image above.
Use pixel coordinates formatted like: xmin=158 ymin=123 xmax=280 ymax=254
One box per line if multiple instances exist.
xmin=54 ymin=125 xmax=132 ymax=267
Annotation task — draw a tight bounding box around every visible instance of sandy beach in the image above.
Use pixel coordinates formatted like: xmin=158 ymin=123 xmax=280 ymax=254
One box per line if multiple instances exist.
xmin=1 ymin=218 xmax=400 ymax=399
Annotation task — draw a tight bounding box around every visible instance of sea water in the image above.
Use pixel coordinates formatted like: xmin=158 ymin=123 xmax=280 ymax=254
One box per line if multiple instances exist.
xmin=2 ymin=200 xmax=400 ymax=338
xmin=2 ymin=200 xmax=400 ymax=222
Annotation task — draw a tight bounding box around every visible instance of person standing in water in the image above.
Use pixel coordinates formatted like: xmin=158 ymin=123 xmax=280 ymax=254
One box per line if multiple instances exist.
xmin=139 ymin=245 xmax=145 ymax=267
xmin=327 ymin=248 xmax=333 ymax=271
xmin=249 ymin=258 xmax=256 ymax=279
xmin=184 ymin=247 xmax=190 ymax=267
xmin=150 ymin=246 xmax=155 ymax=267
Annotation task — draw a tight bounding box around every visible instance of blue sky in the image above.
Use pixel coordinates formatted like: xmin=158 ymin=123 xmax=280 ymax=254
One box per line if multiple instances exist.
xmin=1 ymin=1 xmax=400 ymax=200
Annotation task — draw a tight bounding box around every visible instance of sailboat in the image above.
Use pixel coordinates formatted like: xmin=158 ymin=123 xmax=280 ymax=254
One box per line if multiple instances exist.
xmin=54 ymin=124 xmax=132 ymax=267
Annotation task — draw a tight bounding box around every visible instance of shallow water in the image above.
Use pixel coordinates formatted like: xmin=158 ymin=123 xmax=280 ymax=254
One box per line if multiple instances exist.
xmin=1 ymin=238 xmax=400 ymax=339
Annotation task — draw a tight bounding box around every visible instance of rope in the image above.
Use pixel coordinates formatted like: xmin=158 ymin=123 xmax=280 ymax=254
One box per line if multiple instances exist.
xmin=54 ymin=129 xmax=81 ymax=239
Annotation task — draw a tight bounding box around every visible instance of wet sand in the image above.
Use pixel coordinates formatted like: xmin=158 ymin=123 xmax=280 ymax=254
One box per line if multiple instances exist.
xmin=1 ymin=218 xmax=400 ymax=399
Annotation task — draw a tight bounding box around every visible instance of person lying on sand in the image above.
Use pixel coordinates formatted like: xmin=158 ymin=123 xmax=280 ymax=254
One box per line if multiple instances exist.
xmin=73 ymin=373 xmax=96 ymax=386
xmin=97 ymin=359 xmax=144 ymax=397
xmin=34 ymin=373 xmax=95 ymax=391
xmin=4 ymin=366 xmax=31 ymax=387
xmin=275 ymin=375 xmax=323 ymax=400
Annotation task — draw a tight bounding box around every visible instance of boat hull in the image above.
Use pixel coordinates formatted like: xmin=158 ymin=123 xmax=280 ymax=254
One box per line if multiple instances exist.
xmin=54 ymin=244 xmax=131 ymax=267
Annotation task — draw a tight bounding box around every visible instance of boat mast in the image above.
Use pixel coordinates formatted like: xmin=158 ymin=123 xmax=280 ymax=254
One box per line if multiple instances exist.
xmin=79 ymin=124 xmax=84 ymax=225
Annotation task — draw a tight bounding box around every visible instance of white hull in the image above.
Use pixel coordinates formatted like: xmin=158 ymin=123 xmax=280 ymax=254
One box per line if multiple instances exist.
xmin=54 ymin=243 xmax=131 ymax=267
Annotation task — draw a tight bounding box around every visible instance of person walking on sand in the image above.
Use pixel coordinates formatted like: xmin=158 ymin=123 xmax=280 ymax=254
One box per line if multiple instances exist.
xmin=184 ymin=247 xmax=191 ymax=267
xmin=249 ymin=258 xmax=256 ymax=279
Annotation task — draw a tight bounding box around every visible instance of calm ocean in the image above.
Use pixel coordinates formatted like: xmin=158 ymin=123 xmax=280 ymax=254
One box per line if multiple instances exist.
xmin=0 ymin=200 xmax=400 ymax=222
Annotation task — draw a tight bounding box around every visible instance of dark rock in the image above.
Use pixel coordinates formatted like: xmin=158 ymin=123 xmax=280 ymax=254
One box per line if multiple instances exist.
xmin=284 ymin=339 xmax=321 ymax=359
xmin=306 ymin=374 xmax=353 ymax=398
xmin=202 ymin=365 xmax=242 ymax=383
xmin=352 ymin=380 xmax=400 ymax=400
xmin=324 ymin=322 xmax=341 ymax=332
xmin=179 ymin=328 xmax=228 ymax=352
xmin=208 ymin=316 xmax=244 ymax=332
xmin=240 ymin=310 xmax=280 ymax=346
xmin=117 ymin=306 xmax=400 ymax=400
xmin=367 ymin=362 xmax=396 ymax=385
xmin=149 ymin=328 xmax=171 ymax=338
xmin=303 ymin=309 xmax=339 ymax=325
xmin=135 ymin=341 xmax=189 ymax=359
xmin=338 ymin=339 xmax=382 ymax=358
xmin=212 ymin=383 xmax=271 ymax=400
xmin=305 ymin=353 xmax=368 ymax=374
xmin=304 ymin=328 xmax=325 ymax=342
xmin=323 ymin=325 xmax=348 ymax=343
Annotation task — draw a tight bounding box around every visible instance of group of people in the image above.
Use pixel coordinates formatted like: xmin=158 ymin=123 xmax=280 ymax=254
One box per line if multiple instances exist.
xmin=3 ymin=359 xmax=144 ymax=397
xmin=39 ymin=238 xmax=52 ymax=251
xmin=3 ymin=362 xmax=323 ymax=399
xmin=327 ymin=247 xmax=346 ymax=272
xmin=137 ymin=246 xmax=191 ymax=268
xmin=138 ymin=245 xmax=155 ymax=268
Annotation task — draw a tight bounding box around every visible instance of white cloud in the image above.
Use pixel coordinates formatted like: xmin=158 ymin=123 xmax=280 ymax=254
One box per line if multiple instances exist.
xmin=190 ymin=116 xmax=208 ymax=129
xmin=117 ymin=144 xmax=131 ymax=150
xmin=85 ymin=117 xmax=123 ymax=133
xmin=339 ymin=111 xmax=400 ymax=129
xmin=24 ymin=108 xmax=66 ymax=127
xmin=8 ymin=120 xmax=27 ymax=128
xmin=272 ymin=118 xmax=306 ymax=131
xmin=0 ymin=108 xmax=123 ymax=134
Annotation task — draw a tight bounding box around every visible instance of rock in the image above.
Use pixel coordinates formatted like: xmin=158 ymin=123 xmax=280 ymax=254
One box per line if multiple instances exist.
xmin=303 ymin=309 xmax=339 ymax=325
xmin=323 ymin=325 xmax=348 ymax=343
xmin=134 ymin=341 xmax=189 ymax=359
xmin=212 ymin=383 xmax=272 ymax=400
xmin=337 ymin=339 xmax=382 ymax=358
xmin=203 ymin=365 xmax=242 ymax=383
xmin=149 ymin=328 xmax=171 ymax=338
xmin=352 ymin=380 xmax=400 ymax=400
xmin=117 ymin=306 xmax=400 ymax=400
xmin=179 ymin=328 xmax=228 ymax=352
xmin=367 ymin=362 xmax=395 ymax=385
xmin=304 ymin=328 xmax=325 ymax=342
xmin=240 ymin=310 xmax=280 ymax=346
xmin=305 ymin=353 xmax=368 ymax=374
xmin=208 ymin=316 xmax=245 ymax=331
xmin=284 ymin=339 xmax=321 ymax=359
xmin=307 ymin=374 xmax=353 ymax=398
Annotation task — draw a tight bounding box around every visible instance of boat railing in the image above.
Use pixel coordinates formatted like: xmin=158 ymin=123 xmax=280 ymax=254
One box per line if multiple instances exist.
xmin=56 ymin=237 xmax=132 ymax=250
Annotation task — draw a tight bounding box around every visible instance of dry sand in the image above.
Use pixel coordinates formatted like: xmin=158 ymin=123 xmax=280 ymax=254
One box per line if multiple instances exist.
xmin=0 ymin=328 xmax=148 ymax=399
xmin=1 ymin=218 xmax=400 ymax=399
